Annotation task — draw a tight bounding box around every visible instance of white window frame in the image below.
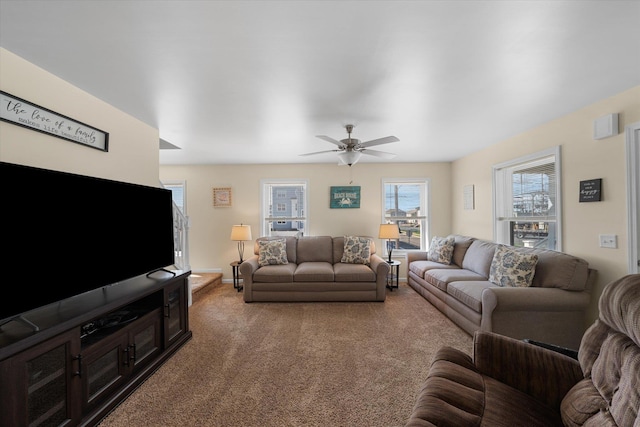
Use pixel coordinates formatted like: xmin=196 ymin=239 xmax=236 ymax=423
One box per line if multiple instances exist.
xmin=260 ymin=179 xmax=309 ymax=237
xmin=492 ymin=146 xmax=562 ymax=251
xmin=162 ymin=180 xmax=187 ymax=215
xmin=381 ymin=178 xmax=430 ymax=256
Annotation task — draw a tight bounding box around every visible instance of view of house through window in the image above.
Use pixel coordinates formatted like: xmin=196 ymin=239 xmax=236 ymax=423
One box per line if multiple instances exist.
xmin=261 ymin=179 xmax=308 ymax=237
xmin=382 ymin=179 xmax=429 ymax=253
xmin=493 ymin=147 xmax=561 ymax=250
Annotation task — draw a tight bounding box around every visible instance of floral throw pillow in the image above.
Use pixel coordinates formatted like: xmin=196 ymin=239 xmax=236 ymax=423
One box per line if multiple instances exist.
xmin=258 ymin=239 xmax=288 ymax=266
xmin=489 ymin=245 xmax=538 ymax=287
xmin=341 ymin=236 xmax=371 ymax=264
xmin=427 ymin=236 xmax=455 ymax=265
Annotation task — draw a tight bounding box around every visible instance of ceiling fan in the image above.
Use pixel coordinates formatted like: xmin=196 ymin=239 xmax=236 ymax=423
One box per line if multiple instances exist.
xmin=300 ymin=124 xmax=399 ymax=166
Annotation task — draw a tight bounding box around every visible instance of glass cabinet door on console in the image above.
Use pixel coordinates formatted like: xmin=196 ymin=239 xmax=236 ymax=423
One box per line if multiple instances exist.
xmin=0 ymin=329 xmax=82 ymax=427
xmin=164 ymin=280 xmax=188 ymax=348
xmin=81 ymin=309 xmax=162 ymax=414
xmin=81 ymin=332 xmax=129 ymax=414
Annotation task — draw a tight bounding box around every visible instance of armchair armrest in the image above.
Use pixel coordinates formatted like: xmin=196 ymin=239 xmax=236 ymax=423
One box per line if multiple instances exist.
xmin=473 ymin=331 xmax=583 ymax=410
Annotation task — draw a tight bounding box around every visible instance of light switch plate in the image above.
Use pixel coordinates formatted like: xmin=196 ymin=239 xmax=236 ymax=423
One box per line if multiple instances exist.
xmin=599 ymin=234 xmax=617 ymax=248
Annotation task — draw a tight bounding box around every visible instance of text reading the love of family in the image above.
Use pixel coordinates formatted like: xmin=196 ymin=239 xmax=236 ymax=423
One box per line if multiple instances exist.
xmin=0 ymin=91 xmax=109 ymax=152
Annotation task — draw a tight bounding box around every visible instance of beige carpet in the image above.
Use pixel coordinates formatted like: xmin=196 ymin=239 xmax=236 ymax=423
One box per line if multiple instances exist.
xmin=98 ymin=282 xmax=472 ymax=427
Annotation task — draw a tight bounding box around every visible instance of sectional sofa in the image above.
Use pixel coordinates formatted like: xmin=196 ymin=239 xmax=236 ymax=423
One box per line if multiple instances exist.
xmin=240 ymin=235 xmax=390 ymax=302
xmin=408 ymin=235 xmax=596 ymax=348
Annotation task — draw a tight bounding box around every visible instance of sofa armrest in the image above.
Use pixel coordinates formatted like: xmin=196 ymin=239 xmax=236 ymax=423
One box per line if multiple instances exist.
xmin=407 ymin=251 xmax=429 ymax=264
xmin=481 ymin=287 xmax=592 ymax=348
xmin=473 ymin=331 xmax=583 ymax=410
xmin=482 ymin=286 xmax=591 ymax=312
xmin=239 ymin=256 xmax=259 ymax=302
xmin=370 ymin=254 xmax=390 ymax=301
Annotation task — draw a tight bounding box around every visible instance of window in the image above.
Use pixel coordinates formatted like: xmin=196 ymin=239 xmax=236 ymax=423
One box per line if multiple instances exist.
xmin=381 ymin=179 xmax=429 ymax=254
xmin=493 ymin=146 xmax=561 ymax=250
xmin=162 ymin=180 xmax=186 ymax=214
xmin=261 ymin=179 xmax=308 ymax=237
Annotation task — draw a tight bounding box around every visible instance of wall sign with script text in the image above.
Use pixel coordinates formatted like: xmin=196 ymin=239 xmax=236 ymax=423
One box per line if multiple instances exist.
xmin=330 ymin=186 xmax=361 ymax=209
xmin=579 ymin=178 xmax=602 ymax=202
xmin=0 ymin=91 xmax=109 ymax=151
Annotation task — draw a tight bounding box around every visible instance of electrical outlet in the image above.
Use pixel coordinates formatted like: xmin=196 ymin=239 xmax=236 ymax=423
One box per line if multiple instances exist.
xmin=599 ymin=234 xmax=617 ymax=249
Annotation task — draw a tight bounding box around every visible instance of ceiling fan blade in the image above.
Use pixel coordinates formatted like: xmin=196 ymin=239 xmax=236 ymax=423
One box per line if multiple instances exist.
xmin=360 ymin=148 xmax=397 ymax=159
xmin=360 ymin=136 xmax=399 ymax=148
xmin=299 ymin=149 xmax=339 ymax=157
xmin=316 ymin=135 xmax=344 ymax=147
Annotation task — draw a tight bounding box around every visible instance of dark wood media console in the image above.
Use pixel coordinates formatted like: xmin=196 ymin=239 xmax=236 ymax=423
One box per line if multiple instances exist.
xmin=0 ymin=269 xmax=192 ymax=427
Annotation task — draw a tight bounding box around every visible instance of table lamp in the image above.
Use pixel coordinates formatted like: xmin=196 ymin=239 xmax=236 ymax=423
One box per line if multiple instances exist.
xmin=378 ymin=223 xmax=400 ymax=263
xmin=230 ymin=224 xmax=252 ymax=263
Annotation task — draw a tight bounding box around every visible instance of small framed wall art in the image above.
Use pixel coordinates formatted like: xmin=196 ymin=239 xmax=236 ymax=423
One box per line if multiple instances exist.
xmin=579 ymin=179 xmax=602 ymax=202
xmin=213 ymin=187 xmax=232 ymax=207
xmin=330 ymin=186 xmax=361 ymax=209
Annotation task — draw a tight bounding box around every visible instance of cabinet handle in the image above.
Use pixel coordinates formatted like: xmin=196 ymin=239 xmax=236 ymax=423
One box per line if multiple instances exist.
xmin=72 ymin=354 xmax=82 ymax=377
xmin=164 ymin=303 xmax=171 ymax=318
xmin=123 ymin=347 xmax=130 ymax=367
xmin=130 ymin=344 xmax=136 ymax=363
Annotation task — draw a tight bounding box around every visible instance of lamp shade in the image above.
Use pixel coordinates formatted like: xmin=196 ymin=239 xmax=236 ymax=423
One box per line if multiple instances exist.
xmin=337 ymin=151 xmax=362 ymax=166
xmin=230 ymin=224 xmax=252 ymax=241
xmin=378 ymin=223 xmax=399 ymax=239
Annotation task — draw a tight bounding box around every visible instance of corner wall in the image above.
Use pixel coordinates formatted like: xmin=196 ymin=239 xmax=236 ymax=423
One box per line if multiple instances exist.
xmin=0 ymin=48 xmax=160 ymax=186
xmin=451 ymin=86 xmax=640 ymax=326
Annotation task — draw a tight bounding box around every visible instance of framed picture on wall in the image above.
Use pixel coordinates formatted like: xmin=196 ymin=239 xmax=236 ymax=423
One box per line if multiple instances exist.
xmin=330 ymin=186 xmax=361 ymax=209
xmin=0 ymin=90 xmax=109 ymax=151
xmin=213 ymin=187 xmax=232 ymax=207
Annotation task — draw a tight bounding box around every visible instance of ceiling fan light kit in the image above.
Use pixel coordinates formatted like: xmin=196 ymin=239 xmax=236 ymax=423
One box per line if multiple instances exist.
xmin=301 ymin=124 xmax=399 ymax=166
xmin=338 ymin=151 xmax=362 ymax=166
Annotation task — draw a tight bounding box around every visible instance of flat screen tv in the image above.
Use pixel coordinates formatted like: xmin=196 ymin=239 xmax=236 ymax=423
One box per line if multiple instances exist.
xmin=0 ymin=161 xmax=175 ymax=325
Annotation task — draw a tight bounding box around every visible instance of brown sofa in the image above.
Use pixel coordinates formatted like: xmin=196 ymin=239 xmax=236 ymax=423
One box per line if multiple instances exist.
xmin=240 ymin=235 xmax=390 ymax=302
xmin=408 ymin=235 xmax=595 ymax=348
xmin=405 ymin=273 xmax=640 ymax=427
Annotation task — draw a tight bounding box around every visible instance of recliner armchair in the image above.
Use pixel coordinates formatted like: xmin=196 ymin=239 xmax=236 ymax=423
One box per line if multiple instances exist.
xmin=405 ymin=274 xmax=640 ymax=426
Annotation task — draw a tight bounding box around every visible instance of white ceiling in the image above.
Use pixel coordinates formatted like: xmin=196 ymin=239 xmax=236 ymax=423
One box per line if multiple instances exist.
xmin=1 ymin=1 xmax=639 ymax=165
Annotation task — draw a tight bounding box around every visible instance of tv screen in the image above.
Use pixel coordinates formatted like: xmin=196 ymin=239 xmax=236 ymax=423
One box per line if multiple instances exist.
xmin=0 ymin=161 xmax=175 ymax=323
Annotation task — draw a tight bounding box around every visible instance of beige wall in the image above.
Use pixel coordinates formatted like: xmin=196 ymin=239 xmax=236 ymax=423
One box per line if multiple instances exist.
xmin=452 ymin=86 xmax=640 ymax=325
xmin=159 ymin=163 xmax=452 ymax=279
xmin=5 ymin=48 xmax=639 ymax=329
xmin=0 ymin=48 xmax=160 ymax=186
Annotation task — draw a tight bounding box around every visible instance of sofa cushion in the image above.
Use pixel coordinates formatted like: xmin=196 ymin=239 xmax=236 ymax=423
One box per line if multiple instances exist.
xmin=489 ymin=245 xmax=538 ymax=287
xmin=253 ymin=263 xmax=296 ymax=283
xmin=462 ymin=240 xmax=498 ymax=277
xmin=341 ymin=235 xmax=371 ymax=264
xmin=428 ymin=236 xmax=455 ymax=264
xmin=334 ymin=263 xmax=376 ymax=282
xmin=425 ymin=269 xmax=487 ymax=292
xmin=294 ymin=262 xmax=334 ymax=282
xmin=409 ymin=260 xmax=459 ymax=280
xmin=258 ymin=239 xmax=289 ymax=266
xmin=447 ymin=280 xmax=497 ymax=313
xmin=528 ymin=248 xmax=590 ymax=291
xmin=297 ymin=236 xmax=333 ymax=263
xmin=450 ymin=235 xmax=476 ymax=267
